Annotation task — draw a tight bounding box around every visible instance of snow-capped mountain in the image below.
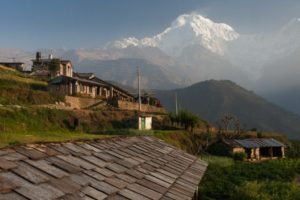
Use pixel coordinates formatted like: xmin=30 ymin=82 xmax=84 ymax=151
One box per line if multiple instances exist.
xmin=106 ymin=14 xmax=239 ymax=56
xmin=272 ymin=18 xmax=300 ymax=56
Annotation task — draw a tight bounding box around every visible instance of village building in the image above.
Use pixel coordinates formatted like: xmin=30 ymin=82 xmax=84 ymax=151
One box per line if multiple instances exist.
xmin=48 ymin=73 xmax=135 ymax=101
xmin=223 ymin=138 xmax=286 ymax=160
xmin=30 ymin=52 xmax=165 ymax=110
xmin=0 ymin=62 xmax=24 ymax=71
xmin=0 ymin=136 xmax=208 ymax=200
xmin=31 ymin=52 xmax=73 ymax=79
xmin=28 ymin=52 xmax=134 ymax=101
xmin=74 ymin=72 xmax=135 ymax=101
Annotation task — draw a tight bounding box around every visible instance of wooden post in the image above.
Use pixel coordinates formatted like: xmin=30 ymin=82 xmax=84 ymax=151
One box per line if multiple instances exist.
xmin=69 ymin=82 xmax=73 ymax=95
xmin=281 ymin=146 xmax=285 ymax=158
xmin=269 ymin=147 xmax=273 ymax=159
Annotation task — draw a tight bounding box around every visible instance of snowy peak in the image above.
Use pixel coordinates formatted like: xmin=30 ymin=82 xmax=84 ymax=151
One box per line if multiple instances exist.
xmin=106 ymin=14 xmax=239 ymax=56
xmin=170 ymin=14 xmax=238 ymax=41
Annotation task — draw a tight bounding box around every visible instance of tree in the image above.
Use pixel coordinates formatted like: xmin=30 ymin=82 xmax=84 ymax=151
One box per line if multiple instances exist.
xmin=178 ymin=110 xmax=199 ymax=132
xmin=48 ymin=59 xmax=60 ymax=72
xmin=168 ymin=110 xmax=202 ymax=132
xmin=217 ymin=114 xmax=246 ymax=139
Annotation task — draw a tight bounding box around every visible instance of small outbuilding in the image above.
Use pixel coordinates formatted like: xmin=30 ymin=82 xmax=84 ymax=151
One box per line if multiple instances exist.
xmin=223 ymin=138 xmax=286 ymax=160
xmin=138 ymin=115 xmax=152 ymax=130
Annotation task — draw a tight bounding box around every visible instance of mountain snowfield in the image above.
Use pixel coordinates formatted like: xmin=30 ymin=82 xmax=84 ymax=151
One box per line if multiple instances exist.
xmin=106 ymin=14 xmax=239 ymax=56
xmin=104 ymin=13 xmax=300 ymax=88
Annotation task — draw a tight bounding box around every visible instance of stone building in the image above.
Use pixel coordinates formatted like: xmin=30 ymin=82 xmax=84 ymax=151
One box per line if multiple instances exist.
xmin=31 ymin=52 xmax=73 ymax=79
xmin=48 ymin=73 xmax=134 ymax=101
xmin=29 ymin=51 xmax=134 ymax=101
xmin=223 ymin=138 xmax=286 ymax=160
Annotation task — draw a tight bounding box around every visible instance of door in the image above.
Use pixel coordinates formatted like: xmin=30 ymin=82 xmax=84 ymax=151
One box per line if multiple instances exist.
xmin=141 ymin=117 xmax=145 ymax=130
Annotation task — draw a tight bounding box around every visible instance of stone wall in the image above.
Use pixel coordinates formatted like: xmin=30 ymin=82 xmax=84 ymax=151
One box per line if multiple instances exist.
xmin=65 ymin=96 xmax=104 ymax=109
xmin=110 ymin=99 xmax=166 ymax=113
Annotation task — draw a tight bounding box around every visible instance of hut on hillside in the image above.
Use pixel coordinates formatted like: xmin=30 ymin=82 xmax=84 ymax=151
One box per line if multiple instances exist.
xmin=223 ymin=138 xmax=286 ymax=160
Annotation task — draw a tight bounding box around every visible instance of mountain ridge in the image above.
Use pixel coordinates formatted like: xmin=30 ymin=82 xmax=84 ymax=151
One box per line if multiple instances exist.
xmin=155 ymin=80 xmax=300 ymax=139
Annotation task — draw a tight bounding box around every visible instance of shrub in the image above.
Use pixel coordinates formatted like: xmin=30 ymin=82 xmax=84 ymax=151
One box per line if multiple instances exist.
xmin=287 ymin=140 xmax=300 ymax=158
xmin=233 ymin=152 xmax=247 ymax=161
xmin=207 ymin=142 xmax=231 ymax=157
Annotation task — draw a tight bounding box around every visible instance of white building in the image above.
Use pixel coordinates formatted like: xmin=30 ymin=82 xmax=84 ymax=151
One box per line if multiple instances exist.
xmin=138 ymin=116 xmax=152 ymax=130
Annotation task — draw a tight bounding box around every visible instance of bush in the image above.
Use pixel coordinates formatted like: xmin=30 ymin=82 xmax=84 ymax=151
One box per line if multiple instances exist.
xmin=199 ymin=156 xmax=300 ymax=200
xmin=233 ymin=152 xmax=247 ymax=161
xmin=232 ymin=181 xmax=300 ymax=200
xmin=287 ymin=140 xmax=300 ymax=158
xmin=207 ymin=142 xmax=231 ymax=157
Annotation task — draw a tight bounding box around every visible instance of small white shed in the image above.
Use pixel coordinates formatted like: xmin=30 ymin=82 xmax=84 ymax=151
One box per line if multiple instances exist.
xmin=138 ymin=116 xmax=152 ymax=130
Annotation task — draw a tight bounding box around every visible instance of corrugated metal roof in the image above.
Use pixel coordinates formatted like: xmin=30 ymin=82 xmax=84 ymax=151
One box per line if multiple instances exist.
xmin=0 ymin=136 xmax=207 ymax=200
xmin=225 ymin=138 xmax=285 ymax=148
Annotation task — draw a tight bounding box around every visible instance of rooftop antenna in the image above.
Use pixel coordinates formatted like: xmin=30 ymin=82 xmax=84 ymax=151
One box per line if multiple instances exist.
xmin=10 ymin=57 xmax=16 ymax=62
xmin=137 ymin=66 xmax=141 ymax=112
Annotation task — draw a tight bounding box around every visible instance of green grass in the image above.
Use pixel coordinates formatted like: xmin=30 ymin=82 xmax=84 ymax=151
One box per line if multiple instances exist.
xmin=199 ymin=156 xmax=300 ymax=200
xmin=0 ymin=107 xmax=113 ymax=148
xmin=202 ymin=155 xmax=234 ymax=167
xmin=0 ymin=131 xmax=108 ymax=148
xmin=0 ymin=65 xmax=46 ymax=85
xmin=0 ymin=65 xmax=63 ymax=105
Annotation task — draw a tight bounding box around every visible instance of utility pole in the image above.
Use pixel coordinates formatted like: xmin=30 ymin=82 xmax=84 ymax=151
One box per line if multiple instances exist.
xmin=175 ymin=92 xmax=178 ymax=116
xmin=137 ymin=66 xmax=141 ymax=112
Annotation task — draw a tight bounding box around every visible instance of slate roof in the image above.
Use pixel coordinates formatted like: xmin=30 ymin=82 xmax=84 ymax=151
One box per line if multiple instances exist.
xmin=48 ymin=75 xmax=107 ymax=87
xmin=0 ymin=136 xmax=208 ymax=200
xmin=73 ymin=73 xmax=95 ymax=80
xmin=223 ymin=138 xmax=285 ymax=148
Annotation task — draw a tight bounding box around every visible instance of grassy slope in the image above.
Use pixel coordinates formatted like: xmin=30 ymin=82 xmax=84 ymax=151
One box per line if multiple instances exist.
xmin=0 ymin=107 xmax=110 ymax=148
xmin=0 ymin=65 xmax=46 ymax=86
xmin=0 ymin=65 xmax=102 ymax=147
xmin=0 ymin=65 xmax=63 ymax=105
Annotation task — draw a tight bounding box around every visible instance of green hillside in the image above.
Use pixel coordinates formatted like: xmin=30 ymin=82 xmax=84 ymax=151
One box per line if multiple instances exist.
xmin=0 ymin=65 xmax=63 ymax=105
xmin=156 ymin=80 xmax=300 ymax=139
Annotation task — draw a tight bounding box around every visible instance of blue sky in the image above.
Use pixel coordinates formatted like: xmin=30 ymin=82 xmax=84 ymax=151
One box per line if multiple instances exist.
xmin=1 ymin=0 xmax=300 ymax=50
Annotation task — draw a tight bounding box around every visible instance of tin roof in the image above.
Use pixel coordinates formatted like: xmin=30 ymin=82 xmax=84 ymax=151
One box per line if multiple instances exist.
xmin=224 ymin=138 xmax=285 ymax=148
xmin=0 ymin=136 xmax=207 ymax=200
